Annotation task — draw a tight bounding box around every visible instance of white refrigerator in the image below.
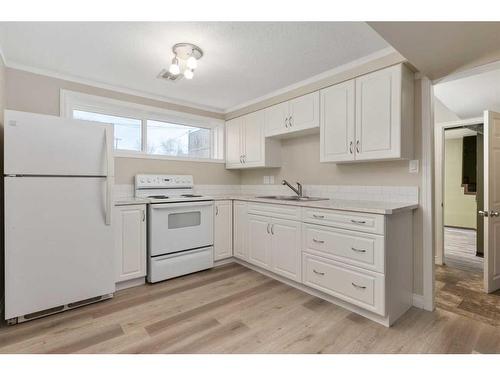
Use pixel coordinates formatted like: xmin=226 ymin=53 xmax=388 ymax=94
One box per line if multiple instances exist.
xmin=4 ymin=110 xmax=115 ymax=322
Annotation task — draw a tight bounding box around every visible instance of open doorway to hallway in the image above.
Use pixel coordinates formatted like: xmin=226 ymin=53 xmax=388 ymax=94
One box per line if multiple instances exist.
xmin=433 ymin=66 xmax=500 ymax=323
xmin=443 ymin=125 xmax=484 ymax=272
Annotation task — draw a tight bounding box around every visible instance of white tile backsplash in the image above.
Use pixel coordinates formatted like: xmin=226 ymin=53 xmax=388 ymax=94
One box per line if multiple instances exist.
xmin=115 ymin=183 xmax=419 ymax=204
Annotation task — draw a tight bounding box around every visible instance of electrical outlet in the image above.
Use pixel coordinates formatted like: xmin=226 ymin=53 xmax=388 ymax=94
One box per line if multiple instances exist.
xmin=269 ymin=176 xmax=275 ymax=184
xmin=263 ymin=176 xmax=270 ymax=184
xmin=409 ymin=160 xmax=419 ymax=174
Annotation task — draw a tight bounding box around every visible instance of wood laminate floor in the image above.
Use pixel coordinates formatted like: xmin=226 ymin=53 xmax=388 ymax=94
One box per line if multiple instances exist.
xmin=444 ymin=227 xmax=483 ymax=270
xmin=2 ymin=263 xmax=500 ymax=354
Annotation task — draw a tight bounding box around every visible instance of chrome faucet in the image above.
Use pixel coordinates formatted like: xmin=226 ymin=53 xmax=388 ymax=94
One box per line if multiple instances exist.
xmin=282 ymin=180 xmax=303 ymax=197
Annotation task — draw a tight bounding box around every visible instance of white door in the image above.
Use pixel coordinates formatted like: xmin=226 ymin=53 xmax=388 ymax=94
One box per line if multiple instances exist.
xmin=114 ymin=204 xmax=146 ymax=282
xmin=265 ymin=102 xmax=288 ymax=137
xmin=270 ymin=218 xmax=302 ymax=282
xmin=247 ymin=214 xmax=271 ymax=269
xmin=233 ymin=201 xmax=248 ymax=260
xmin=289 ymin=91 xmax=320 ymax=132
xmin=243 ymin=110 xmax=265 ymax=166
xmin=4 ymin=110 xmax=112 ymax=176
xmin=214 ymin=200 xmax=233 ymax=260
xmin=320 ymin=81 xmax=355 ymax=162
xmin=484 ymin=110 xmax=500 ymax=292
xmin=355 ymin=65 xmax=401 ymax=160
xmin=225 ymin=118 xmax=243 ymax=167
xmin=5 ymin=176 xmax=115 ymax=319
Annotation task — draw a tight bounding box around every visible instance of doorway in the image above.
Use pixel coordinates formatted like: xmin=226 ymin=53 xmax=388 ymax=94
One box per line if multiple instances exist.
xmin=442 ymin=125 xmax=484 ymax=271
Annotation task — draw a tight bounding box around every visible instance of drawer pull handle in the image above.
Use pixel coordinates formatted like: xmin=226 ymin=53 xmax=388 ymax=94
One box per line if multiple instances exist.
xmin=313 ymin=269 xmax=325 ymax=276
xmin=313 ymin=214 xmax=325 ymax=219
xmin=313 ymin=238 xmax=325 ymax=244
xmin=351 ymin=247 xmax=366 ymax=253
xmin=350 ymin=219 xmax=366 ymax=224
xmin=351 ymin=282 xmax=366 ymax=290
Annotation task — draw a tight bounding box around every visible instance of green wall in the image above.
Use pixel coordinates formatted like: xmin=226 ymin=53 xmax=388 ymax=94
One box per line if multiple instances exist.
xmin=444 ymin=138 xmax=477 ymax=229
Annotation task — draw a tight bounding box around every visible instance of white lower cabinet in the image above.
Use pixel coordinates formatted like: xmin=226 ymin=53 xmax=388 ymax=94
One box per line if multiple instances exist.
xmin=214 ymin=200 xmax=233 ymax=261
xmin=114 ymin=204 xmax=147 ymax=284
xmin=233 ymin=201 xmax=248 ymax=260
xmin=247 ymin=213 xmax=302 ymax=282
xmin=232 ymin=200 xmax=414 ymax=326
xmin=248 ymin=214 xmax=272 ymax=269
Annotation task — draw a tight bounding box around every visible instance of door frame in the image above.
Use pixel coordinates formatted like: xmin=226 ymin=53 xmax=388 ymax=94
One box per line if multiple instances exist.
xmin=434 ymin=117 xmax=483 ymax=266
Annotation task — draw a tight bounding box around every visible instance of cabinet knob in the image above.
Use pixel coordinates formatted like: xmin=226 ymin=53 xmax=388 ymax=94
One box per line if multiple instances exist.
xmin=356 ymin=140 xmax=360 ymax=153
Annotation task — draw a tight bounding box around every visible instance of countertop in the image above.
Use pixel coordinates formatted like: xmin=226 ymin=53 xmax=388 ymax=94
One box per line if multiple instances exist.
xmin=114 ymin=195 xmax=417 ymax=214
xmin=210 ymin=195 xmax=418 ymax=215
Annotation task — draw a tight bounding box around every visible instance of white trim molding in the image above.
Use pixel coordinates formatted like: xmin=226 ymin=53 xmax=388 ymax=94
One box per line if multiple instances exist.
xmin=412 ymin=294 xmax=425 ymax=309
xmin=61 ymin=89 xmax=225 ymax=162
xmin=225 ymin=47 xmax=399 ymax=113
xmin=421 ymin=76 xmax=435 ymax=311
xmin=7 ymin=61 xmax=224 ymax=114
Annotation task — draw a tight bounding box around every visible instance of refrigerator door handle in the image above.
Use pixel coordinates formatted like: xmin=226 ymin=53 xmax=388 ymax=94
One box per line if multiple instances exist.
xmin=105 ymin=126 xmax=114 ymax=226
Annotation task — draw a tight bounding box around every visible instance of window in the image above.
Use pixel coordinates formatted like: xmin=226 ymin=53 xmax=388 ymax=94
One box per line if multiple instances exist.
xmin=147 ymin=120 xmax=211 ymax=158
xmin=62 ymin=90 xmax=224 ymax=162
xmin=73 ymin=110 xmax=142 ymax=151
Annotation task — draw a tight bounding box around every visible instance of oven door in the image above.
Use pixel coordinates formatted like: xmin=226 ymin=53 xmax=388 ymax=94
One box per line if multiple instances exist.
xmin=148 ymin=200 xmax=214 ymax=256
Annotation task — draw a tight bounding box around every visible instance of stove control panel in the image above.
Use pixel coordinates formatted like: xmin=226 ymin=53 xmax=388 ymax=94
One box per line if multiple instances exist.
xmin=135 ymin=174 xmax=194 ymax=189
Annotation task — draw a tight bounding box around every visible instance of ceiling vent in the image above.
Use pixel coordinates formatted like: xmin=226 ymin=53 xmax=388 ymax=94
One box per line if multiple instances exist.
xmin=157 ymin=68 xmax=183 ymax=82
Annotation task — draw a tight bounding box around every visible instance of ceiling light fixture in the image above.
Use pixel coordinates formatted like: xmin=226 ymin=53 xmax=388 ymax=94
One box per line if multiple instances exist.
xmin=159 ymin=43 xmax=203 ymax=82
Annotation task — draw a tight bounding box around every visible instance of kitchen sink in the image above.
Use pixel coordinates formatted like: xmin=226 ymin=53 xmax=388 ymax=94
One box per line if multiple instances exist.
xmin=255 ymin=195 xmax=328 ymax=201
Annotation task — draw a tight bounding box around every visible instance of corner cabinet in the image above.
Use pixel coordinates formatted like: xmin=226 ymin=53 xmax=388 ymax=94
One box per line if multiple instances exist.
xmin=320 ymin=64 xmax=414 ymax=163
xmin=214 ymin=200 xmax=233 ymax=261
xmin=225 ymin=110 xmax=281 ymax=169
xmin=114 ymin=204 xmax=147 ymax=284
xmin=265 ymin=91 xmax=320 ymax=138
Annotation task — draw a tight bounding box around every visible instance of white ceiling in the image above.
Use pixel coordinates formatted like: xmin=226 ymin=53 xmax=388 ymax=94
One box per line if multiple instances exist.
xmin=0 ymin=22 xmax=389 ymax=112
xmin=368 ymin=22 xmax=500 ymax=81
xmin=434 ymin=67 xmax=500 ymax=119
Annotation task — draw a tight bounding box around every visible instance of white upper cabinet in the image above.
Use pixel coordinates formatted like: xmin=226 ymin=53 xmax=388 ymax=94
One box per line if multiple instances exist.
xmin=265 ymin=92 xmax=319 ymax=138
xmin=225 ymin=117 xmax=243 ymax=168
xmin=320 ymin=64 xmax=414 ymax=163
xmin=225 ymin=109 xmax=281 ymax=169
xmin=320 ymin=80 xmax=356 ymax=162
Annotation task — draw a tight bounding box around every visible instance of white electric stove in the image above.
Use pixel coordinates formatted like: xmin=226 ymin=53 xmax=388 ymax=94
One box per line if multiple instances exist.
xmin=135 ymin=174 xmax=214 ymax=283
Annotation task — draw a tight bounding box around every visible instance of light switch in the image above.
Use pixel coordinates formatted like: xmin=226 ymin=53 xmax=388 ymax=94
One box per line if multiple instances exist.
xmin=269 ymin=176 xmax=275 ymax=184
xmin=409 ymin=160 xmax=419 ymax=174
xmin=263 ymin=176 xmax=270 ymax=184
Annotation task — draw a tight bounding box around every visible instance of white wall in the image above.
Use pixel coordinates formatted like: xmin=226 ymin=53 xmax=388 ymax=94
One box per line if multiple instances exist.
xmin=434 ymin=97 xmax=461 ymax=123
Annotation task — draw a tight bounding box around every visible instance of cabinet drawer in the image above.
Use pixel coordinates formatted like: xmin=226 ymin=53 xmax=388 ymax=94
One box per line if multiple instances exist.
xmin=303 ymin=224 xmax=384 ymax=273
xmin=247 ymin=202 xmax=301 ymax=221
xmin=302 ymin=207 xmax=385 ymax=234
xmin=302 ymin=253 xmax=385 ymax=316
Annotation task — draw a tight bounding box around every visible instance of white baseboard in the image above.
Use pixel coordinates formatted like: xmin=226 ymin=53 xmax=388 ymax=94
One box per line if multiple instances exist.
xmin=412 ymin=293 xmax=425 ymax=309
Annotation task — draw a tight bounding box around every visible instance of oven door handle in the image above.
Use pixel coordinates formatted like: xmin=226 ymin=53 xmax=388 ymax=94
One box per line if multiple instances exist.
xmin=149 ymin=201 xmax=214 ymax=209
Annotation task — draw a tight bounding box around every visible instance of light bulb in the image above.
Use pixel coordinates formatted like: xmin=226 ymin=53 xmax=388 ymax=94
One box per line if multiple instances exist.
xmin=184 ymin=68 xmax=194 ymax=80
xmin=186 ymin=55 xmax=198 ymax=69
xmin=169 ymin=57 xmax=180 ymax=75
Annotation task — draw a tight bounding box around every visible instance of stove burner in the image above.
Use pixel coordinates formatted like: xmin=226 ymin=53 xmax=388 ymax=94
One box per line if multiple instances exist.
xmin=148 ymin=195 xmax=169 ymax=199
xmin=181 ymin=194 xmax=203 ymax=198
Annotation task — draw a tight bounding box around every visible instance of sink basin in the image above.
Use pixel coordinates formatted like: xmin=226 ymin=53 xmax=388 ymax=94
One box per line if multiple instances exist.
xmin=256 ymin=195 xmax=328 ymax=202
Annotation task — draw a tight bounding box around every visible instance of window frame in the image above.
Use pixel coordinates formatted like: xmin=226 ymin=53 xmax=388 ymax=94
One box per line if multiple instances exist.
xmin=61 ymin=89 xmax=225 ymax=163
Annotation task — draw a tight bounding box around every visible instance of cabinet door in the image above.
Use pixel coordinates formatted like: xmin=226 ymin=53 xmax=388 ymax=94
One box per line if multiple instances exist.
xmin=289 ymin=91 xmax=319 ymax=132
xmin=320 ymin=81 xmax=355 ymax=162
xmin=247 ymin=214 xmax=271 ymax=269
xmin=270 ymin=218 xmax=301 ymax=282
xmin=225 ymin=117 xmax=243 ymax=167
xmin=233 ymin=201 xmax=248 ymax=260
xmin=243 ymin=110 xmax=265 ymax=166
xmin=355 ymin=65 xmax=401 ymax=160
xmin=214 ymin=200 xmax=233 ymax=260
xmin=265 ymin=102 xmax=288 ymax=137
xmin=114 ymin=205 xmax=146 ymax=282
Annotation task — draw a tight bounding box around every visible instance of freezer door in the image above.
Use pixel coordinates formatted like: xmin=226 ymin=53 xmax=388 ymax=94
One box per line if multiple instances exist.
xmin=4 ymin=176 xmax=115 ymax=319
xmin=4 ymin=110 xmax=113 ymax=176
